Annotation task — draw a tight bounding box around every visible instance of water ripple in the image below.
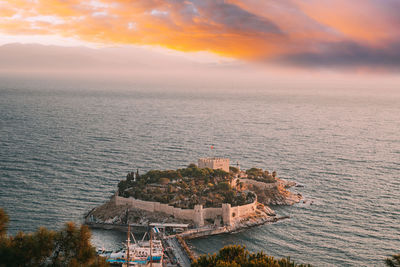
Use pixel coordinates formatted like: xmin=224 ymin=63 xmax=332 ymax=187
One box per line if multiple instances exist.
xmin=1 ymin=84 xmax=399 ymax=266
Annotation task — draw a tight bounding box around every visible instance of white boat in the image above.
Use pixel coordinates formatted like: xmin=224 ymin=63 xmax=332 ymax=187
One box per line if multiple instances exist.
xmin=99 ymin=227 xmax=164 ymax=267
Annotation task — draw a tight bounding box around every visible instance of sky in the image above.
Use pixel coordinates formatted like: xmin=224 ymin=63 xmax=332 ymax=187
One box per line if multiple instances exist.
xmin=1 ymin=0 xmax=400 ymax=72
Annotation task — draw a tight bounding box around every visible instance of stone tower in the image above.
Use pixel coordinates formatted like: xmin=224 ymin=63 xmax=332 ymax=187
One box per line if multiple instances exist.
xmin=198 ymin=158 xmax=230 ymax=173
xmin=194 ymin=205 xmax=204 ymax=227
xmin=222 ymin=203 xmax=232 ymax=226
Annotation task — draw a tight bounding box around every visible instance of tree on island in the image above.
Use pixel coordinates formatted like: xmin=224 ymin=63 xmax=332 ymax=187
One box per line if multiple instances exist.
xmin=192 ymin=245 xmax=312 ymax=267
xmin=229 ymin=166 xmax=239 ymax=174
xmin=117 ymin=165 xmax=256 ymax=209
xmin=0 ymin=208 xmax=108 ymax=267
xmin=246 ymin=168 xmax=276 ymax=183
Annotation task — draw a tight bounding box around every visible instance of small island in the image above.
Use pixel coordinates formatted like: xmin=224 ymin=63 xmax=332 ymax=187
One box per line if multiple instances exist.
xmin=86 ymin=158 xmax=302 ymax=234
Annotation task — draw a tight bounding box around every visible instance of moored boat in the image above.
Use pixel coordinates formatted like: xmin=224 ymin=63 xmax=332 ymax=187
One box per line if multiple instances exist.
xmin=99 ymin=227 xmax=164 ymax=267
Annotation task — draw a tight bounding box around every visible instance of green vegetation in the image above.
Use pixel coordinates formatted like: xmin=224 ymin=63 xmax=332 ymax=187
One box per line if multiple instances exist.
xmin=386 ymin=253 xmax=400 ymax=267
xmin=2 ymin=208 xmax=397 ymax=266
xmin=246 ymin=168 xmax=277 ymax=183
xmin=118 ymin=164 xmax=255 ymax=209
xmin=229 ymin=166 xmax=239 ymax=174
xmin=192 ymin=245 xmax=312 ymax=267
xmin=0 ymin=208 xmax=108 ymax=267
xmin=0 ymin=209 xmax=8 ymax=237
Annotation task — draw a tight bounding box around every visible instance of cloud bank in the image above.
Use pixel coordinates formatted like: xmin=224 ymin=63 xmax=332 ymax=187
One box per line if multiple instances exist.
xmin=1 ymin=0 xmax=400 ymax=70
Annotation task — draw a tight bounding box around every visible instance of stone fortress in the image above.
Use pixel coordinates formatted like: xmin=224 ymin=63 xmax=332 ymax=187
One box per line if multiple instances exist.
xmin=198 ymin=157 xmax=230 ymax=173
xmin=113 ymin=157 xmax=260 ymax=228
xmin=113 ymin=194 xmax=257 ymax=228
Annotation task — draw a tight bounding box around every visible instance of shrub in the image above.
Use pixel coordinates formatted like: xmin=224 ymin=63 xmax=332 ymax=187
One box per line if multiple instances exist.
xmin=0 ymin=209 xmax=108 ymax=267
xmin=159 ymin=177 xmax=170 ymax=185
xmin=192 ymin=245 xmax=312 ymax=267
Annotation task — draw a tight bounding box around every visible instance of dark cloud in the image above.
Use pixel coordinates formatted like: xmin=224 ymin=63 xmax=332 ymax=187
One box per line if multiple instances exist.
xmin=275 ymin=41 xmax=400 ymax=69
xmin=370 ymin=0 xmax=400 ymax=23
xmin=130 ymin=0 xmax=283 ymax=35
xmin=191 ymin=0 xmax=282 ymax=35
xmin=2 ymin=0 xmax=400 ymax=70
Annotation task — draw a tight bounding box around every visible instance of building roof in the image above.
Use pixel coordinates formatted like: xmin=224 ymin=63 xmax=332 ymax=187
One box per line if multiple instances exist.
xmin=149 ymin=223 xmax=189 ymax=228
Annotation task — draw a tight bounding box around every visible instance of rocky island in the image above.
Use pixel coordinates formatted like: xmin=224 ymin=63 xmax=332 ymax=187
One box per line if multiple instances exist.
xmin=85 ymin=158 xmax=302 ymax=235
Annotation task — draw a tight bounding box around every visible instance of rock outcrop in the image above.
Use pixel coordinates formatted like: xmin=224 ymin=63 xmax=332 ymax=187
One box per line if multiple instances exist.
xmin=86 ymin=177 xmax=301 ymax=228
xmin=240 ymin=178 xmax=302 ymax=205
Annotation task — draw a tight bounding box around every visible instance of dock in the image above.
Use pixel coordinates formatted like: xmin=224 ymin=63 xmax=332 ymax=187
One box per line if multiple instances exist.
xmin=163 ymin=236 xmax=192 ymax=267
xmin=90 ymin=222 xmax=194 ymax=267
xmin=89 ymin=217 xmax=289 ymax=266
xmin=86 ymin=222 xmax=190 ymax=233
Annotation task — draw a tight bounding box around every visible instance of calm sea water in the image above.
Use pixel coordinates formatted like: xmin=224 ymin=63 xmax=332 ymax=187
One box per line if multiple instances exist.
xmin=0 ymin=77 xmax=399 ymax=266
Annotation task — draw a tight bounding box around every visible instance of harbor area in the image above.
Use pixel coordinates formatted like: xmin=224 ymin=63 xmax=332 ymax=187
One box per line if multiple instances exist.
xmin=95 ymin=223 xmax=194 ymax=267
xmin=87 ymin=158 xmax=301 ymax=266
xmin=90 ymin=213 xmax=288 ymax=267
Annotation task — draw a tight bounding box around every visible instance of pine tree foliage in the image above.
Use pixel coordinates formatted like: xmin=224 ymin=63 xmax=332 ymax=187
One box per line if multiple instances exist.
xmin=0 ymin=208 xmax=108 ymax=267
xmin=386 ymin=254 xmax=400 ymax=267
xmin=192 ymin=245 xmax=312 ymax=267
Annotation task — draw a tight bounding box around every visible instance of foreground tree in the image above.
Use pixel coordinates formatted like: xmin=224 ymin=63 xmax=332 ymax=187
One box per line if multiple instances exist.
xmin=0 ymin=208 xmax=108 ymax=267
xmin=0 ymin=209 xmax=8 ymax=237
xmin=192 ymin=245 xmax=312 ymax=267
xmin=386 ymin=253 xmax=400 ymax=267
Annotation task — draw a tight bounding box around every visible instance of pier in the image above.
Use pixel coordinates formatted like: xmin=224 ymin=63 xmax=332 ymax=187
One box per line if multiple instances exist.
xmin=163 ymin=237 xmax=192 ymax=267
xmin=90 ymin=221 xmax=195 ymax=267
xmin=89 ymin=216 xmax=291 ymax=266
xmin=85 ymin=222 xmax=189 ymax=233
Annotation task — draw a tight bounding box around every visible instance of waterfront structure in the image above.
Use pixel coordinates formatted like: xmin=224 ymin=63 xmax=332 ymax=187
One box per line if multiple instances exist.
xmin=100 ymin=228 xmax=164 ymax=266
xmin=113 ymin=195 xmax=257 ymax=227
xmin=198 ymin=157 xmax=230 ymax=173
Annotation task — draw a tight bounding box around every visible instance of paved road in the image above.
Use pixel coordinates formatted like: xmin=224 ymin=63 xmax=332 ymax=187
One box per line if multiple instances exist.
xmin=166 ymin=237 xmax=191 ymax=267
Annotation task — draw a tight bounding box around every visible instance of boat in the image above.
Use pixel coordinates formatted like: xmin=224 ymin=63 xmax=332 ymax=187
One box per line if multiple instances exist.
xmin=99 ymin=226 xmax=164 ymax=267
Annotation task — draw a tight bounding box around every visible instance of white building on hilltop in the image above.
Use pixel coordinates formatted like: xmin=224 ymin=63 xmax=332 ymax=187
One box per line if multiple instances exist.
xmin=198 ymin=157 xmax=230 ymax=173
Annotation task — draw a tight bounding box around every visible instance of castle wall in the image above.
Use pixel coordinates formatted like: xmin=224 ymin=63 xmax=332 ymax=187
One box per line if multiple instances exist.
xmin=229 ymin=201 xmax=256 ymax=219
xmin=203 ymin=207 xmax=222 ymax=219
xmin=114 ymin=196 xmax=197 ymax=224
xmin=221 ymin=199 xmax=257 ymax=226
xmin=177 ymin=209 xmax=195 ymax=221
xmin=114 ymin=195 xmax=257 ymax=227
xmin=237 ymin=201 xmax=257 ymax=216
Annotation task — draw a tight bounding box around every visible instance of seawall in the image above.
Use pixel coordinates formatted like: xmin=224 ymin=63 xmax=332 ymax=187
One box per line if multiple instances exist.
xmin=113 ymin=195 xmax=257 ymax=227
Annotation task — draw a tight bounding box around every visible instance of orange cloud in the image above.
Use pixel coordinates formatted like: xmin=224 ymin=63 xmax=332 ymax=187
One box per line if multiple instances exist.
xmin=1 ymin=0 xmax=400 ymax=69
xmin=293 ymin=0 xmax=400 ymax=45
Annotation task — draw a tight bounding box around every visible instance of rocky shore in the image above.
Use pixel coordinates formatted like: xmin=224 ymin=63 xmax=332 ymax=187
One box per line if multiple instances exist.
xmin=85 ymin=161 xmax=302 ymax=238
xmin=85 ymin=178 xmax=300 ymax=230
xmin=239 ymin=178 xmax=302 ymax=205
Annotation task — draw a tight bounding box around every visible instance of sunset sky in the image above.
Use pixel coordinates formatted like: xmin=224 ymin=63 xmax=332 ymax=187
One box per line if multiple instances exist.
xmin=1 ymin=0 xmax=400 ymax=71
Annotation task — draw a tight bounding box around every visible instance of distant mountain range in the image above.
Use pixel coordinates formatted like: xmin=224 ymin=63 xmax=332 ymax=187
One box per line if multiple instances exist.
xmin=0 ymin=43 xmax=236 ymax=73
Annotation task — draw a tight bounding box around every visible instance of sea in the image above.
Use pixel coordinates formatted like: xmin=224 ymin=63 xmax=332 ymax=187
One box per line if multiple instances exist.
xmin=0 ymin=75 xmax=399 ymax=266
